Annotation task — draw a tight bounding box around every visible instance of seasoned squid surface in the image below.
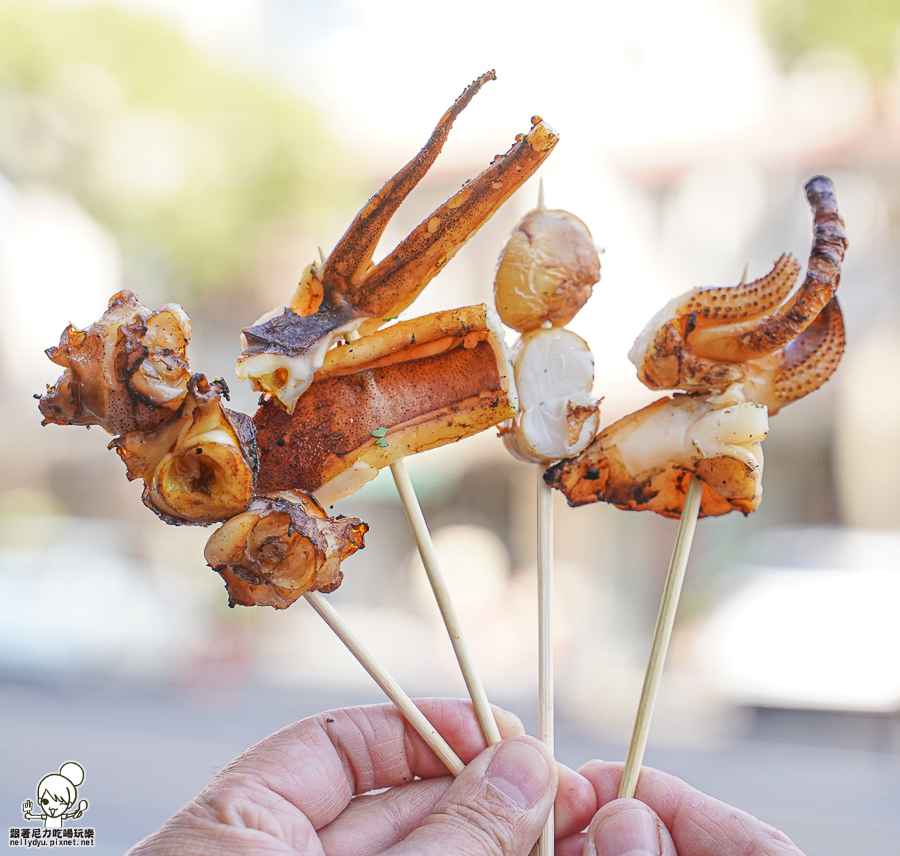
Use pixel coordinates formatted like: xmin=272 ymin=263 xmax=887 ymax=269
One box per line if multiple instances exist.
xmin=256 ymin=339 xmax=509 ymax=494
xmin=629 ymin=176 xmax=848 ymax=412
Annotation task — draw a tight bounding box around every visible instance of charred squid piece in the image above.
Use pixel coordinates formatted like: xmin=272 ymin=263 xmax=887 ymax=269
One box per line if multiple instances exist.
xmin=204 ymin=490 xmax=368 ymax=609
xmin=38 ymin=290 xmax=192 ymax=435
xmin=501 ymin=328 xmax=600 ymax=464
xmin=237 ymin=72 xmax=559 ymax=413
xmin=112 ymin=374 xmax=257 ymax=526
xmin=630 ymin=176 xmax=847 ymax=394
xmin=545 ymin=386 xmax=769 ymax=518
xmin=254 ymin=304 xmax=517 ymax=505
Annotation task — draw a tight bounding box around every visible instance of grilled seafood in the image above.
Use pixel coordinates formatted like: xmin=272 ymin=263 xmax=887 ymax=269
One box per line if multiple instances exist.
xmin=545 ymin=387 xmax=768 ymax=517
xmin=629 ymin=176 xmax=847 ymax=415
xmin=494 ymin=208 xmax=601 ymax=332
xmin=204 ymin=490 xmax=367 ymax=609
xmin=38 ymin=291 xmax=192 ymax=435
xmin=547 ymin=176 xmax=847 ymax=517
xmin=501 ymin=327 xmax=600 ymax=464
xmin=254 ymin=304 xmax=517 ymax=505
xmin=236 ymin=71 xmax=559 ymax=412
xmin=112 ymin=374 xmax=257 ymax=525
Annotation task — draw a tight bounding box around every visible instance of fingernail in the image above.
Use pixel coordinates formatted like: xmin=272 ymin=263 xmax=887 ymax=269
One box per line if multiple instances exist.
xmin=490 ymin=705 xmax=526 ymax=737
xmin=594 ymin=807 xmax=661 ymax=856
xmin=486 ymin=739 xmax=552 ymax=809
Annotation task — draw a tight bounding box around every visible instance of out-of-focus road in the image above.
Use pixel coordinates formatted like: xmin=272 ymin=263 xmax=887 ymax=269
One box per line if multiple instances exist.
xmin=2 ymin=676 xmax=899 ymax=855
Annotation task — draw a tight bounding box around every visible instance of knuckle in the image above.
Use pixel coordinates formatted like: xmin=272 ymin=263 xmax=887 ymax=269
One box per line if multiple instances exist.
xmin=434 ymin=793 xmax=521 ymax=855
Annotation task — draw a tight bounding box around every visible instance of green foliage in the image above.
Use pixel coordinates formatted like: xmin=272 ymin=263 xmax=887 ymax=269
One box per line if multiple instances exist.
xmin=0 ymin=0 xmax=351 ymax=296
xmin=756 ymin=0 xmax=900 ymax=78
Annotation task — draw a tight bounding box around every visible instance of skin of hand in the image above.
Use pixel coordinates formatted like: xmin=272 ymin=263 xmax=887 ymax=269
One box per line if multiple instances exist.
xmin=127 ymin=698 xmax=599 ymax=856
xmin=556 ymin=761 xmax=805 ymax=856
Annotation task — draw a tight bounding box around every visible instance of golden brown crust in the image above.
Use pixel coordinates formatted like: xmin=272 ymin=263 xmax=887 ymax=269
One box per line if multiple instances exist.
xmin=494 ymin=209 xmax=601 ymax=332
xmin=544 ymin=391 xmax=767 ymax=518
xmin=236 ymin=74 xmax=558 ymax=411
xmin=255 ymin=335 xmax=512 ymax=494
xmin=204 ymin=491 xmax=367 ymax=608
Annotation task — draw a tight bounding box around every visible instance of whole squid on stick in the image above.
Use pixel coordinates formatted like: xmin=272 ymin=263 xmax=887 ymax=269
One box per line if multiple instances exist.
xmin=546 ymin=176 xmax=847 ymax=800
xmin=35 ymin=292 xmax=464 ymax=769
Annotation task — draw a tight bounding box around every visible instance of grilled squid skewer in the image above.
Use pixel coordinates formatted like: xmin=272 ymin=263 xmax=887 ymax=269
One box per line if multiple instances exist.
xmin=236 ymin=71 xmax=558 ymax=413
xmin=253 ymin=304 xmax=517 ymax=505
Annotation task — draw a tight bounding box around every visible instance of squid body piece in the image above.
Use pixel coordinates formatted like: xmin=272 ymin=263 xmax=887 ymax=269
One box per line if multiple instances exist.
xmin=501 ymin=327 xmax=600 ymax=464
xmin=545 ymin=386 xmax=768 ymax=518
xmin=254 ymin=304 xmax=517 ymax=505
xmin=236 ymin=70 xmax=558 ymax=412
xmin=629 ymin=176 xmax=847 ymax=414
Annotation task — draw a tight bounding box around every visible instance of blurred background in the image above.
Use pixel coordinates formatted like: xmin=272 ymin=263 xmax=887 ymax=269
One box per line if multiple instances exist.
xmin=2 ymin=0 xmax=900 ymax=852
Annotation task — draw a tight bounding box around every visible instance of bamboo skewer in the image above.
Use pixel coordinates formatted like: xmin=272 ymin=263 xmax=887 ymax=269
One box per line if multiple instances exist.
xmin=391 ymin=458 xmax=502 ymax=746
xmin=305 ymin=590 xmax=465 ymax=775
xmin=618 ymin=472 xmax=702 ymax=799
xmin=337 ymin=324 xmax=501 ymax=747
xmin=536 ymin=463 xmax=555 ymax=856
xmin=619 ymin=264 xmax=750 ymax=798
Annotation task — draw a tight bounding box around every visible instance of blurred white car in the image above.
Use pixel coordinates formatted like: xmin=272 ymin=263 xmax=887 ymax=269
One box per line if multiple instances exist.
xmin=691 ymin=527 xmax=900 ymax=712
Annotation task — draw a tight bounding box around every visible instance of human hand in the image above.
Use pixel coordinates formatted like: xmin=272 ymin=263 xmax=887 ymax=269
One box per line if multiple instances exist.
xmin=22 ymin=799 xmax=34 ymax=819
xmin=558 ymin=761 xmax=805 ymax=856
xmin=128 ymin=698 xmax=598 ymax=855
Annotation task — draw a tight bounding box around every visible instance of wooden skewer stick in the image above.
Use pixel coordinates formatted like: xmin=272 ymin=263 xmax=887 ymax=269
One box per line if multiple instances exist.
xmin=536 ymin=463 xmax=555 ymax=856
xmin=339 ymin=327 xmax=500 ymax=746
xmin=391 ymin=457 xmax=503 ymax=745
xmin=619 ymin=263 xmax=750 ymax=798
xmin=305 ymin=590 xmax=465 ymax=775
xmin=617 ymin=466 xmax=703 ymax=798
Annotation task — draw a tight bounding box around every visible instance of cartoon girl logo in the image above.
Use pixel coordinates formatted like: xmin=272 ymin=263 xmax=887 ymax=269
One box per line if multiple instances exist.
xmin=22 ymin=761 xmax=88 ymax=829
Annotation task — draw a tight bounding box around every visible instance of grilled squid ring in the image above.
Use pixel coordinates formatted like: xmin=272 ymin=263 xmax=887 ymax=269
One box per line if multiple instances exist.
xmin=204 ymin=490 xmax=368 ymax=608
xmin=112 ymin=374 xmax=257 ymax=525
xmin=39 ymin=290 xmax=192 ymax=435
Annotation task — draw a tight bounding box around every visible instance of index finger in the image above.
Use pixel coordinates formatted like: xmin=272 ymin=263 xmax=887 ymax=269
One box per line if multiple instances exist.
xmin=578 ymin=761 xmax=801 ymax=855
xmin=218 ymin=698 xmax=524 ymax=830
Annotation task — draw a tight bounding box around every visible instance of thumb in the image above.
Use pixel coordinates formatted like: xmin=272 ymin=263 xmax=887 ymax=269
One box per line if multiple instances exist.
xmin=584 ymin=799 xmax=677 ymax=856
xmin=385 ymin=736 xmax=557 ymax=856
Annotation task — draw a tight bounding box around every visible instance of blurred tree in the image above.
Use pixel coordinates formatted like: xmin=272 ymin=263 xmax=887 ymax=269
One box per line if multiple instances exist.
xmin=756 ymin=0 xmax=900 ymax=78
xmin=0 ymin=0 xmax=352 ymax=298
